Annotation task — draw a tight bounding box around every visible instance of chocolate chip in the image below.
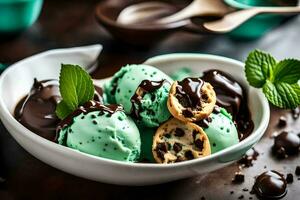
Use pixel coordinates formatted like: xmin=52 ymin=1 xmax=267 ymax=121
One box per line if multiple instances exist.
xmin=92 ymin=120 xmax=97 ymax=125
xmin=184 ymin=150 xmax=194 ymax=160
xmin=173 ymin=142 xmax=182 ymax=153
xmin=295 ymin=166 xmax=300 ymax=176
xmin=278 ymin=116 xmax=287 ymax=127
xmin=230 ymin=191 xmax=234 ymax=194
xmin=286 ymin=173 xmax=293 ymax=184
xmin=91 ymin=114 xmax=97 ymax=119
xmin=156 ymin=149 xmax=165 ymax=160
xmin=200 ymin=197 xmax=206 ymax=200
xmin=242 ymin=188 xmax=249 ymax=192
xmin=156 ymin=142 xmax=168 ymax=152
xmin=232 ymin=172 xmax=245 ymax=183
xmin=195 ymin=139 xmax=204 ymax=150
xmin=165 ymin=133 xmax=171 ymax=139
xmin=174 ymin=128 xmax=185 ymax=137
xmin=238 ymin=195 xmax=244 ymax=199
xmin=182 ymin=109 xmax=193 ymax=118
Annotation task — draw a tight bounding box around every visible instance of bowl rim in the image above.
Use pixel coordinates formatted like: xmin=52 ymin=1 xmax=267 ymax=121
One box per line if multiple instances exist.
xmin=0 ymin=53 xmax=270 ymax=169
xmin=224 ymin=0 xmax=263 ymax=9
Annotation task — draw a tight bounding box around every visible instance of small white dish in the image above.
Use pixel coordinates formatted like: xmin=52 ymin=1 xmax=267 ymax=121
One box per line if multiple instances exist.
xmin=0 ymin=46 xmax=269 ymax=186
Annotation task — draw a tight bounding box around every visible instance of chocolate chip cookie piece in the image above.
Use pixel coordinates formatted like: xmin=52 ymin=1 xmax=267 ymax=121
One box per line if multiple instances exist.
xmin=167 ymin=77 xmax=216 ymax=122
xmin=152 ymin=118 xmax=211 ymax=164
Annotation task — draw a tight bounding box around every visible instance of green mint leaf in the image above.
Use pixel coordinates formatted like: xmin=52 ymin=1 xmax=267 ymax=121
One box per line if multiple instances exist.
xmin=56 ymin=100 xmax=74 ymax=120
xmin=263 ymin=80 xmax=300 ymax=109
xmin=273 ymin=59 xmax=300 ymax=84
xmin=56 ymin=64 xmax=94 ymax=119
xmin=245 ymin=49 xmax=276 ymax=88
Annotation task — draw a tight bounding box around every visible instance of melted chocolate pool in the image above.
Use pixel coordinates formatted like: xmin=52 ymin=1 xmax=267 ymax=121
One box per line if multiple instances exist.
xmin=14 ymin=79 xmax=61 ymax=141
xmin=14 ymin=79 xmax=105 ymax=141
xmin=202 ymin=70 xmax=254 ymax=140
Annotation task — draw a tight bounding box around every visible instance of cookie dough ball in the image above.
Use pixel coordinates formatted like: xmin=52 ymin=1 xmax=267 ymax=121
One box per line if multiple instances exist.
xmin=168 ymin=77 xmax=216 ymax=122
xmin=152 ymin=118 xmax=211 ymax=164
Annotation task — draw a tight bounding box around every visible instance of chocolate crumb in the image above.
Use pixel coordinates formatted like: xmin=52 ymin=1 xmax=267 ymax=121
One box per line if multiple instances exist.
xmin=286 ymin=173 xmax=293 ymax=184
xmin=232 ymin=172 xmax=245 ymax=183
xmin=238 ymin=148 xmax=259 ymax=168
xmin=295 ymin=166 xmax=300 ymax=176
xmin=277 ymin=116 xmax=287 ymax=127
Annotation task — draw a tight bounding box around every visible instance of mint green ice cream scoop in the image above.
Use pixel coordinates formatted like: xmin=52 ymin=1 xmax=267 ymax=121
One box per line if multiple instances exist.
xmin=105 ymin=64 xmax=173 ymax=128
xmin=203 ymin=108 xmax=239 ymax=153
xmin=58 ymin=104 xmax=141 ymax=162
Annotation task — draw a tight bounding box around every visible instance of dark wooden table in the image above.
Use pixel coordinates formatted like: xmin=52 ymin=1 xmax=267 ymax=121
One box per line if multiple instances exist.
xmin=0 ymin=0 xmax=299 ymax=199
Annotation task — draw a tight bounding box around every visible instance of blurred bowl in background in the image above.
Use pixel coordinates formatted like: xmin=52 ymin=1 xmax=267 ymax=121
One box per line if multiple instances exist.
xmin=224 ymin=0 xmax=298 ymax=40
xmin=95 ymin=0 xmax=201 ymax=46
xmin=0 ymin=0 xmax=43 ymax=33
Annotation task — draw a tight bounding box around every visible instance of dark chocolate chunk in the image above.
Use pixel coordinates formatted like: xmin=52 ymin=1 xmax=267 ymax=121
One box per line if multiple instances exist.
xmin=174 ymin=128 xmax=185 ymax=137
xmin=277 ymin=116 xmax=287 ymax=127
xmin=272 ymin=131 xmax=300 ymax=159
xmin=286 ymin=173 xmax=293 ymax=184
xmin=232 ymin=172 xmax=244 ymax=183
xmin=252 ymin=171 xmax=287 ymax=199
xmin=238 ymin=195 xmax=244 ymax=199
xmin=295 ymin=166 xmax=300 ymax=176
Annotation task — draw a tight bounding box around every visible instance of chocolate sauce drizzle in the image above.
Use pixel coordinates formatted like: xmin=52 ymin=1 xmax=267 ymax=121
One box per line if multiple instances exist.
xmin=176 ymin=77 xmax=204 ymax=108
xmin=130 ymin=79 xmax=167 ymax=118
xmin=56 ymin=100 xmax=123 ymax=144
xmin=14 ymin=79 xmax=61 ymax=141
xmin=201 ymin=70 xmax=254 ymax=140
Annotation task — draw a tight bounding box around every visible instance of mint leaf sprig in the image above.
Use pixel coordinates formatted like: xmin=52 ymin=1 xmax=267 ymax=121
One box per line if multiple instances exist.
xmin=56 ymin=64 xmax=95 ymax=119
xmin=245 ymin=50 xmax=300 ymax=109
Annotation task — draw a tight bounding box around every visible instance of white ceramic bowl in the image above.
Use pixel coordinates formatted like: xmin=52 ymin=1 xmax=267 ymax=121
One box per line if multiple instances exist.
xmin=0 ymin=48 xmax=269 ymax=186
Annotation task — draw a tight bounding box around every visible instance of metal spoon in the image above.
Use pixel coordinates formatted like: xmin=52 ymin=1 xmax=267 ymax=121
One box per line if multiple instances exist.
xmin=203 ymin=6 xmax=300 ymax=33
xmin=117 ymin=0 xmax=232 ymax=25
